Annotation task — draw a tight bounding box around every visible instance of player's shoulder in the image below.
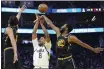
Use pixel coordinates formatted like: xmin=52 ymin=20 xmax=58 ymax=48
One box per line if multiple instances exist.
xmin=68 ymin=35 xmax=78 ymax=42
xmin=32 ymin=34 xmax=37 ymax=40
xmin=6 ymin=27 xmax=12 ymax=31
xmin=68 ymin=34 xmax=76 ymax=38
xmin=45 ymin=41 xmax=51 ymax=44
xmin=45 ymin=41 xmax=52 ymax=49
xmin=32 ymin=38 xmax=38 ymax=41
xmin=6 ymin=27 xmax=13 ymax=34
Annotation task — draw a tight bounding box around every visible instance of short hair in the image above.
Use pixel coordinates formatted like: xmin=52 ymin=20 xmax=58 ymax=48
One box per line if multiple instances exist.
xmin=67 ymin=24 xmax=73 ymax=32
xmin=8 ymin=16 xmax=19 ymax=26
xmin=60 ymin=23 xmax=73 ymax=33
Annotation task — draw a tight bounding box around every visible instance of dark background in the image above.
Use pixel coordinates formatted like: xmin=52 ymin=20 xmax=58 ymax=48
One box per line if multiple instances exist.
xmin=1 ymin=12 xmax=104 ymax=28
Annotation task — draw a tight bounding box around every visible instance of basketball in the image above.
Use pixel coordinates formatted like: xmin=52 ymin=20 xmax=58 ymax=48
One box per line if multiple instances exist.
xmin=38 ymin=3 xmax=48 ymax=13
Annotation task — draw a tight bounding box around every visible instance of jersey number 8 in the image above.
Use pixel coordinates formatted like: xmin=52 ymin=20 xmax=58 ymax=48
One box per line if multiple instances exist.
xmin=39 ymin=53 xmax=42 ymax=58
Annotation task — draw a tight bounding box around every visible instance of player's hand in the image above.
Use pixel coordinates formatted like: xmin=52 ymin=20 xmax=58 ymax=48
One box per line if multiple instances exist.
xmin=13 ymin=54 xmax=18 ymax=63
xmin=19 ymin=5 xmax=26 ymax=12
xmin=93 ymin=47 xmax=104 ymax=53
xmin=33 ymin=14 xmax=39 ymax=23
xmin=41 ymin=15 xmax=46 ymax=18
xmin=35 ymin=14 xmax=39 ymax=19
xmin=35 ymin=14 xmax=42 ymax=20
xmin=39 ymin=16 xmax=45 ymax=24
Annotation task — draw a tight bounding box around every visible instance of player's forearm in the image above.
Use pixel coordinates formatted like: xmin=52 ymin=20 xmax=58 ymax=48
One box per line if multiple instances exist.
xmin=11 ymin=40 xmax=17 ymax=55
xmin=43 ymin=15 xmax=60 ymax=35
xmin=16 ymin=11 xmax=22 ymax=21
xmin=32 ymin=20 xmax=39 ymax=34
xmin=43 ymin=15 xmax=53 ymax=25
xmin=70 ymin=36 xmax=95 ymax=52
xmin=79 ymin=42 xmax=94 ymax=52
xmin=40 ymin=23 xmax=49 ymax=37
xmin=43 ymin=15 xmax=56 ymax=30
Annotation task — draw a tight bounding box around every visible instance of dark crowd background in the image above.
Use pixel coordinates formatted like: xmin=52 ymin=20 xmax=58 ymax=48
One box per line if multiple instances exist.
xmin=1 ymin=1 xmax=104 ymax=69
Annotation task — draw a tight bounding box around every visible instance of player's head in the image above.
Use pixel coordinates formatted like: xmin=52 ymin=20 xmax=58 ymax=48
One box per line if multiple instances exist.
xmin=8 ymin=16 xmax=19 ymax=26
xmin=39 ymin=36 xmax=45 ymax=46
xmin=60 ymin=24 xmax=73 ymax=34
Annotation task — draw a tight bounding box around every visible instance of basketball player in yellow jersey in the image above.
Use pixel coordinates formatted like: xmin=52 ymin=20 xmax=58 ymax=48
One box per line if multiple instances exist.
xmin=3 ymin=5 xmax=26 ymax=69
xmin=42 ymin=15 xmax=104 ymax=69
xmin=32 ymin=14 xmax=51 ymax=69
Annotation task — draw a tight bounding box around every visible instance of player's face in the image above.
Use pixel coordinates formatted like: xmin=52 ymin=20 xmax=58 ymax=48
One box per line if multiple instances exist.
xmin=61 ymin=24 xmax=68 ymax=33
xmin=39 ymin=37 xmax=45 ymax=44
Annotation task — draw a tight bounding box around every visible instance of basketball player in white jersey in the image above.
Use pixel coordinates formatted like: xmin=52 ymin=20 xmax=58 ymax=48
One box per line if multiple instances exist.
xmin=32 ymin=14 xmax=51 ymax=69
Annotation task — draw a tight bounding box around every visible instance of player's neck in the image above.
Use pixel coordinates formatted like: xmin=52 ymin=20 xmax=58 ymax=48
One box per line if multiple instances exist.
xmin=39 ymin=43 xmax=44 ymax=46
xmin=62 ymin=32 xmax=68 ymax=37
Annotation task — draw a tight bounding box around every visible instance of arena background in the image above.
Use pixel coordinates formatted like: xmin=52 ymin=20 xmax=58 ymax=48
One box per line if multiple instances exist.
xmin=1 ymin=1 xmax=104 ymax=69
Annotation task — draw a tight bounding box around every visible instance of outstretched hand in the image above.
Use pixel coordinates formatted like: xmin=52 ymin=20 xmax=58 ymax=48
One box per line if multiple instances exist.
xmin=39 ymin=16 xmax=45 ymax=24
xmin=19 ymin=5 xmax=26 ymax=12
xmin=35 ymin=14 xmax=39 ymax=19
xmin=13 ymin=54 xmax=18 ymax=63
xmin=33 ymin=14 xmax=44 ymax=24
xmin=33 ymin=14 xmax=39 ymax=23
xmin=93 ymin=47 xmax=104 ymax=53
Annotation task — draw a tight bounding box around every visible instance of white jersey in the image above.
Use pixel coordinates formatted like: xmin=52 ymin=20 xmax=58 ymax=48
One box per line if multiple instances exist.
xmin=32 ymin=38 xmax=51 ymax=67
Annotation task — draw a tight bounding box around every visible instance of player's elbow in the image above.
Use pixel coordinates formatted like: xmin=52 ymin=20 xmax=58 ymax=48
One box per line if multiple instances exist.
xmin=69 ymin=35 xmax=77 ymax=42
xmin=32 ymin=34 xmax=37 ymax=40
xmin=55 ymin=27 xmax=60 ymax=34
xmin=70 ymin=35 xmax=86 ymax=46
xmin=46 ymin=37 xmax=51 ymax=43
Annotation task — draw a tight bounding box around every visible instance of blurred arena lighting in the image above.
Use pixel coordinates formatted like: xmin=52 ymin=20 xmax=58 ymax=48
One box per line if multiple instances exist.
xmin=1 ymin=7 xmax=45 ymax=14
xmin=22 ymin=40 xmax=32 ymax=44
xmin=91 ymin=16 xmax=96 ymax=21
xmin=1 ymin=28 xmax=104 ymax=34
xmin=82 ymin=8 xmax=85 ymax=12
xmin=20 ymin=1 xmax=34 ymax=8
xmin=2 ymin=1 xmax=15 ymax=7
xmin=1 ymin=7 xmax=82 ymax=13
xmin=52 ymin=8 xmax=82 ymax=13
xmin=2 ymin=7 xmax=103 ymax=14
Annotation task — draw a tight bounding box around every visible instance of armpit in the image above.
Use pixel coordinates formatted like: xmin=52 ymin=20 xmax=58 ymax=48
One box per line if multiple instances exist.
xmin=45 ymin=41 xmax=52 ymax=49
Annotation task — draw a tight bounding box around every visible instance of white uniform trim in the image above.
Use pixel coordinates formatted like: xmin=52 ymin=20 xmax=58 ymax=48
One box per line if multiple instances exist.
xmin=32 ymin=38 xmax=51 ymax=68
xmin=32 ymin=38 xmax=39 ymax=50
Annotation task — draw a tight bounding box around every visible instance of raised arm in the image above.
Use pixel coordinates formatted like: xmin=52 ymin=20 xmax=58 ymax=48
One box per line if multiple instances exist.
xmin=32 ymin=14 xmax=40 ymax=40
xmin=40 ymin=18 xmax=50 ymax=42
xmin=42 ymin=15 xmax=60 ymax=38
xmin=16 ymin=5 xmax=26 ymax=21
xmin=69 ymin=35 xmax=104 ymax=53
xmin=6 ymin=27 xmax=18 ymax=63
